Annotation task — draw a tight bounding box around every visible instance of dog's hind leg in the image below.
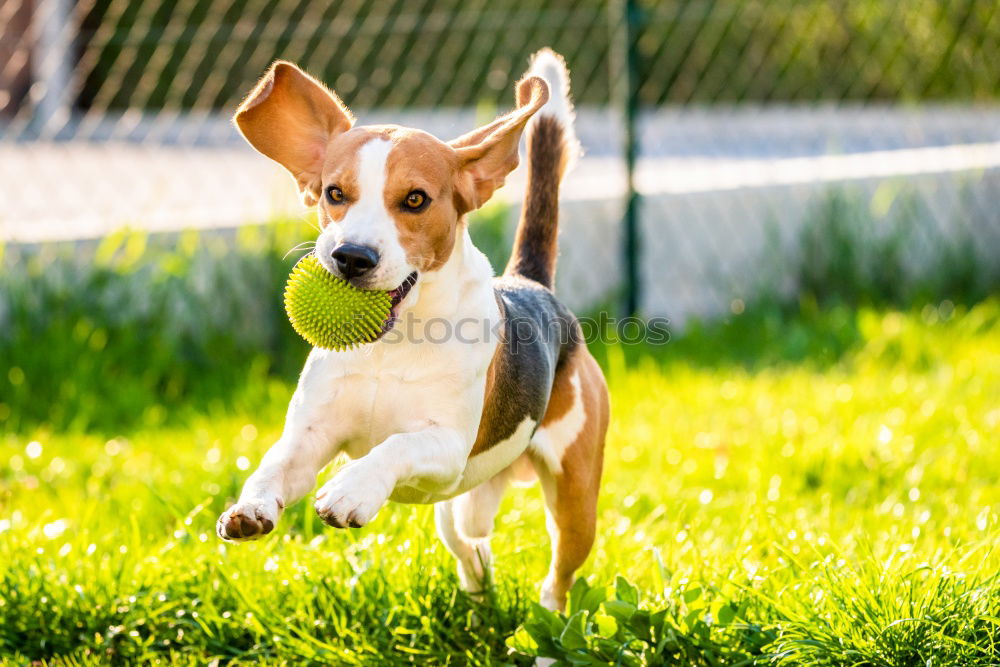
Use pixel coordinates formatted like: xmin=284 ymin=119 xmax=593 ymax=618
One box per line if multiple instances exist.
xmin=435 ymin=471 xmax=509 ymax=594
xmin=529 ymin=350 xmax=609 ymax=611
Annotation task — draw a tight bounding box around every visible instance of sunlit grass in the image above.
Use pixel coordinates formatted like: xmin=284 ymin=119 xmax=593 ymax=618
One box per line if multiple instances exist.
xmin=2 ymin=300 xmax=999 ymax=664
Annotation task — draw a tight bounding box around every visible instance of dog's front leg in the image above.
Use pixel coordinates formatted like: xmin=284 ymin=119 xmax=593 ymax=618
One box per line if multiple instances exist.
xmin=314 ymin=426 xmax=468 ymax=528
xmin=218 ymin=354 xmax=346 ymax=542
xmin=216 ymin=426 xmax=333 ymax=541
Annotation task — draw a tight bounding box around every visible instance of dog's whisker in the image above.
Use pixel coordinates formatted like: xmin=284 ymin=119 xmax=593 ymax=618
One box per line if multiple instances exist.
xmin=283 ymin=242 xmax=317 ymax=260
xmin=283 ymin=247 xmax=316 ymax=258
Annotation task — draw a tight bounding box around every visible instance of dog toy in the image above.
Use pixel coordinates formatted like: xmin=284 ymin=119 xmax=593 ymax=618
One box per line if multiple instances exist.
xmin=284 ymin=254 xmax=392 ymax=350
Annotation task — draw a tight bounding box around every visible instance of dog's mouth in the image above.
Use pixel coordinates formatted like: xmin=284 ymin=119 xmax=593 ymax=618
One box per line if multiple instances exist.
xmin=377 ymin=271 xmax=419 ymax=337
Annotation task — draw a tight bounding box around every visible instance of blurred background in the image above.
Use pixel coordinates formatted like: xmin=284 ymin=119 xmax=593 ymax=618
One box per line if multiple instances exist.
xmin=1 ymin=0 xmax=998 ymax=432
xmin=3 ymin=5 xmax=1000 ymax=663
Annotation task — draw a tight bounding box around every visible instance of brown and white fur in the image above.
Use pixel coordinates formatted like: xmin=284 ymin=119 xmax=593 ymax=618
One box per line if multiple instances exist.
xmin=216 ymin=49 xmax=609 ymax=612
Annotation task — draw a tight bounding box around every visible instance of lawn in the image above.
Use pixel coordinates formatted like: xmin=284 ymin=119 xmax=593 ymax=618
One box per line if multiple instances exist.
xmin=2 ymin=300 xmax=999 ymax=665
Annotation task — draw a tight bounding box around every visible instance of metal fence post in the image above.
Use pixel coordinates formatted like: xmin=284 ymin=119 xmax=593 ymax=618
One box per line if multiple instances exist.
xmin=612 ymin=0 xmax=641 ymax=317
xmin=31 ymin=0 xmax=75 ymax=138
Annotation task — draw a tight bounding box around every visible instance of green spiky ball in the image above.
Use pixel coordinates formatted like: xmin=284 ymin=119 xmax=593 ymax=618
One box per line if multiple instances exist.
xmin=284 ymin=255 xmax=392 ymax=351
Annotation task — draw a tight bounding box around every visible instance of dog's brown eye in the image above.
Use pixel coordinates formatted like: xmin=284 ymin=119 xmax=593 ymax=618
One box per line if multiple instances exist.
xmin=326 ymin=186 xmax=345 ymax=204
xmin=403 ymin=190 xmax=428 ymax=211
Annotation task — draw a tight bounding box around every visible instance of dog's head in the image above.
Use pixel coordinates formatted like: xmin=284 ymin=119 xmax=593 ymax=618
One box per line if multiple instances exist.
xmin=235 ymin=61 xmax=549 ymax=301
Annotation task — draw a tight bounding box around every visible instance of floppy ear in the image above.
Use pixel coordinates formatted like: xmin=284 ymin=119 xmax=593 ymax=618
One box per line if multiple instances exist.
xmin=234 ymin=61 xmax=354 ymax=206
xmin=449 ymin=76 xmax=549 ymax=211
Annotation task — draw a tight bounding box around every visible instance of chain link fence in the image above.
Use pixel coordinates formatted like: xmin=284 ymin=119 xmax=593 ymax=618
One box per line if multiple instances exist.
xmin=2 ymin=0 xmax=999 ymax=321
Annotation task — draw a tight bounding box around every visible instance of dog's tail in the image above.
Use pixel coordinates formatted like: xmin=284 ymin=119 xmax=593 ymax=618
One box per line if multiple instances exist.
xmin=504 ymin=48 xmax=581 ymax=291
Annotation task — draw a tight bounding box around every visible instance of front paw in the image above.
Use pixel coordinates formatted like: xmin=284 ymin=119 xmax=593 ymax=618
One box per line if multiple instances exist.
xmin=217 ymin=496 xmax=283 ymax=542
xmin=314 ymin=463 xmax=392 ymax=528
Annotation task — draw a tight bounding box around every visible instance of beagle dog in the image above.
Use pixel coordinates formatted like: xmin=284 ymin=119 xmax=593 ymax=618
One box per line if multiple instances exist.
xmin=216 ymin=48 xmax=609 ymax=611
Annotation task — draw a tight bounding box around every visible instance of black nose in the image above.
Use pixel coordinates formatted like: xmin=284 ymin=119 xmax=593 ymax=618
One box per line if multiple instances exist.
xmin=331 ymin=243 xmax=379 ymax=280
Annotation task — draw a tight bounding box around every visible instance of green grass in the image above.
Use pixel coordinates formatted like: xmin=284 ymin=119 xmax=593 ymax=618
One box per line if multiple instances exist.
xmin=3 ymin=300 xmax=1000 ymax=665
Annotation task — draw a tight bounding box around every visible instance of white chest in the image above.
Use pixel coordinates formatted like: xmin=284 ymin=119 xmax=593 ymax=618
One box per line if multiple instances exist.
xmin=307 ymin=337 xmax=490 ymax=457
